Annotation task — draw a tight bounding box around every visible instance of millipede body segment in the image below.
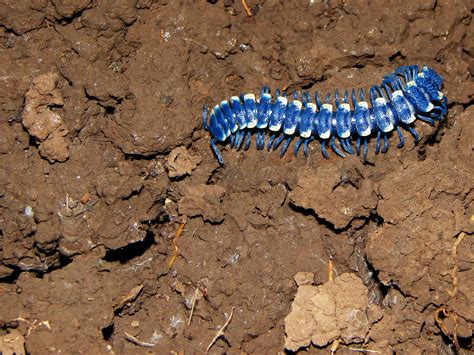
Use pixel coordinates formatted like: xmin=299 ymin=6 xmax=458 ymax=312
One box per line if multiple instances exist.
xmin=203 ymin=65 xmax=448 ymax=164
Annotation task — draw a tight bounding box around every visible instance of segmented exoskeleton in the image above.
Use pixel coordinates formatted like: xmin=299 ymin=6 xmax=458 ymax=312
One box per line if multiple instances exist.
xmin=203 ymin=65 xmax=447 ymax=164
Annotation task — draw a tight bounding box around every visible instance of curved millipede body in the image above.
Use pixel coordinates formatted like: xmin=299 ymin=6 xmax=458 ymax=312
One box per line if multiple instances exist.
xmin=203 ymin=65 xmax=448 ymax=164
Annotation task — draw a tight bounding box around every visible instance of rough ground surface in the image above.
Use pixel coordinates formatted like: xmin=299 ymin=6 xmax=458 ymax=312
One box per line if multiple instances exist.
xmin=0 ymin=0 xmax=472 ymax=353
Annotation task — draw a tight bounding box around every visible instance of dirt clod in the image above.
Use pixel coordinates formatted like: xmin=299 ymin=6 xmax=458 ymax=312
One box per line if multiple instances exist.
xmin=178 ymin=184 xmax=226 ymax=223
xmin=284 ymin=273 xmax=378 ymax=351
xmin=22 ymin=73 xmax=69 ymax=163
xmin=289 ymin=165 xmax=377 ymax=229
xmin=0 ymin=329 xmax=25 ymax=355
xmin=166 ymin=146 xmax=202 ymax=178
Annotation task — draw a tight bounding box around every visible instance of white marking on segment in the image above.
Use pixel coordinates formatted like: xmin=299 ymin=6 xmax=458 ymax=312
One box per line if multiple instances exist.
xmin=375 ymin=97 xmax=387 ymax=105
xmin=284 ymin=126 xmax=296 ymax=135
xmin=425 ymin=102 xmax=434 ymax=112
xmin=306 ymin=103 xmax=316 ymax=111
xmin=437 ymin=91 xmax=444 ymax=99
xmin=231 ymin=96 xmax=240 ymax=102
xmin=262 ymin=93 xmax=272 ymax=100
xmin=360 ymin=127 xmax=371 ymax=137
xmin=417 ymin=73 xmax=425 ymax=78
xmin=220 ymin=100 xmax=229 ymax=106
xmin=293 ymin=100 xmax=302 ymax=109
xmin=392 ymin=90 xmax=404 ymax=98
xmin=322 ymin=103 xmax=333 ymax=112
xmin=247 ymin=120 xmax=257 ymax=128
xmin=300 ymin=130 xmax=311 ymax=138
xmin=269 ymin=124 xmax=281 ymax=132
xmin=405 ymin=115 xmax=416 ymax=124
xmin=319 ymin=130 xmax=330 ymax=139
xmin=278 ymin=96 xmax=288 ymax=105
xmin=244 ymin=93 xmax=255 ymax=101
xmin=407 ymin=81 xmax=416 ymax=87
xmin=357 ymin=101 xmax=368 ymax=109
xmin=340 ymin=103 xmax=350 ymax=111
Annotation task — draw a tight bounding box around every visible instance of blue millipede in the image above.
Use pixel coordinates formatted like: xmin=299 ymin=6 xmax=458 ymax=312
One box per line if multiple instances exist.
xmin=203 ymin=65 xmax=448 ymax=164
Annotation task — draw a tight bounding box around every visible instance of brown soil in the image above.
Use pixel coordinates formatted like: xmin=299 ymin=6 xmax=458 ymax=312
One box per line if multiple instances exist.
xmin=0 ymin=1 xmax=472 ymax=354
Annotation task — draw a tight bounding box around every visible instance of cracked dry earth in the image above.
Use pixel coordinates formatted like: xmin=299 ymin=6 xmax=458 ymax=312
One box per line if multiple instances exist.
xmin=0 ymin=1 xmax=473 ymax=354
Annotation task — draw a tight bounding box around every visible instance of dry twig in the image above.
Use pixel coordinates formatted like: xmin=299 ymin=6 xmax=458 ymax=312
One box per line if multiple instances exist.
xmin=124 ymin=332 xmax=156 ymax=348
xmin=188 ymin=287 xmax=200 ymax=325
xmin=241 ymin=0 xmax=252 ymax=17
xmin=348 ymin=347 xmax=381 ymax=353
xmin=328 ymin=260 xmax=334 ymax=282
xmin=168 ymin=222 xmax=186 ymax=269
xmin=206 ymin=307 xmax=234 ymax=352
xmin=447 ymin=232 xmax=466 ymax=297
xmin=435 ymin=306 xmax=460 ymax=349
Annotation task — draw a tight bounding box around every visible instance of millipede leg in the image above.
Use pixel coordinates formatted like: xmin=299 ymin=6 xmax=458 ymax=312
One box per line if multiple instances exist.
xmin=356 ymin=137 xmax=361 ymax=156
xmin=417 ymin=115 xmax=436 ymax=125
xmin=267 ymin=133 xmax=277 ymax=151
xmin=427 ymin=103 xmax=445 ymax=121
xmin=255 ymin=131 xmax=260 ymax=150
xmin=407 ymin=126 xmax=420 ymax=144
xmin=382 ymin=133 xmax=389 ymax=153
xmin=397 ymin=126 xmax=405 ymax=148
xmin=210 ymin=139 xmax=224 ymax=165
xmin=236 ymin=131 xmax=244 ymax=148
xmin=321 ymin=140 xmax=330 ymax=159
xmin=202 ymin=104 xmax=210 ymax=131
xmin=236 ymin=130 xmax=245 ymax=149
xmin=244 ymin=131 xmax=252 ymax=150
xmin=315 ymin=91 xmax=322 ymax=108
xmin=280 ymin=137 xmax=293 ymax=157
xmin=294 ymin=138 xmax=304 ymax=157
xmin=375 ymin=131 xmax=382 ymax=155
xmin=432 ymin=101 xmax=447 ymax=120
xmin=331 ymin=136 xmax=345 ymax=158
xmin=441 ymin=96 xmax=448 ymax=115
xmin=231 ymin=131 xmax=237 ymax=148
xmin=259 ymin=131 xmax=266 ymax=150
xmin=303 ymin=137 xmax=314 ymax=157
xmin=363 ymin=138 xmax=368 ymax=162
xmin=256 ymin=131 xmax=264 ymax=150
xmin=273 ymin=135 xmax=286 ymax=151
xmin=341 ymin=138 xmax=354 ymax=154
